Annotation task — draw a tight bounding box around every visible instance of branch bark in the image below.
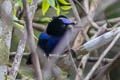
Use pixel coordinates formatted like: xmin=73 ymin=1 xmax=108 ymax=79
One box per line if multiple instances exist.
xmin=9 ymin=34 xmax=27 ymax=78
xmin=15 ymin=20 xmax=46 ymax=32
xmin=84 ymin=33 xmax=120 ymax=80
xmin=23 ymin=0 xmax=43 ymax=80
xmin=92 ymin=52 xmax=120 ymax=80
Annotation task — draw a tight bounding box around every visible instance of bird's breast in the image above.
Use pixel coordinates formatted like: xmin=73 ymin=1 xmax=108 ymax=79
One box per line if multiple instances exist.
xmin=38 ymin=32 xmax=62 ymax=56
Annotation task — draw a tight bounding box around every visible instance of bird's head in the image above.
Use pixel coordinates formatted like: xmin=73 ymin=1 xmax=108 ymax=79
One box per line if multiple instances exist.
xmin=46 ymin=15 xmax=75 ymax=37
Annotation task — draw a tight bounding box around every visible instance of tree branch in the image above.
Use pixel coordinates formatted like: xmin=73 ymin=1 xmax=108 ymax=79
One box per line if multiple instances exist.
xmin=23 ymin=0 xmax=43 ymax=80
xmin=14 ymin=20 xmax=46 ymax=32
xmin=92 ymin=52 xmax=120 ymax=80
xmin=84 ymin=33 xmax=120 ymax=80
xmin=9 ymin=34 xmax=27 ymax=78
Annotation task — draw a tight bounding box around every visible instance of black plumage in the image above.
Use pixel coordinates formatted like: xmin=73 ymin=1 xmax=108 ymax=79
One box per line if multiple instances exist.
xmin=26 ymin=15 xmax=74 ymax=64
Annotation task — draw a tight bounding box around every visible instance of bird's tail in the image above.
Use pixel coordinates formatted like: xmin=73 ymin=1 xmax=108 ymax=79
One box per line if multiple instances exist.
xmin=26 ymin=54 xmax=32 ymax=65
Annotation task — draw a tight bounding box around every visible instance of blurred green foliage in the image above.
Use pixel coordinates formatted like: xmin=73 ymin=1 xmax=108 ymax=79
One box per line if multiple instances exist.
xmin=42 ymin=0 xmax=71 ymax=16
xmin=105 ymin=1 xmax=120 ymax=19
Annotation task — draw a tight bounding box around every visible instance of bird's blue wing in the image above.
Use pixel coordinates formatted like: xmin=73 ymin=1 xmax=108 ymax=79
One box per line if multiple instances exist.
xmin=38 ymin=32 xmax=61 ymax=56
xmin=46 ymin=36 xmax=60 ymax=54
xmin=38 ymin=32 xmax=49 ymax=51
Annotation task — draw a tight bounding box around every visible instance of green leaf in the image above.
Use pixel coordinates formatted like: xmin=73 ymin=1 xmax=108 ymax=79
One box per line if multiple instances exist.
xmin=16 ymin=0 xmax=23 ymax=8
xmin=13 ymin=8 xmax=17 ymax=17
xmin=56 ymin=4 xmax=60 ymax=16
xmin=42 ymin=0 xmax=50 ymax=16
xmin=16 ymin=0 xmax=20 ymax=1
xmin=13 ymin=22 xmax=24 ymax=30
xmin=34 ymin=35 xmax=38 ymax=41
xmin=28 ymin=0 xmax=32 ymax=5
xmin=61 ymin=11 xmax=69 ymax=15
xmin=13 ymin=16 xmax=18 ymax=21
xmin=61 ymin=6 xmax=72 ymax=10
xmin=13 ymin=21 xmax=38 ymax=40
xmin=58 ymin=0 xmax=70 ymax=5
xmin=47 ymin=0 xmax=56 ymax=9
xmin=41 ymin=17 xmax=51 ymax=22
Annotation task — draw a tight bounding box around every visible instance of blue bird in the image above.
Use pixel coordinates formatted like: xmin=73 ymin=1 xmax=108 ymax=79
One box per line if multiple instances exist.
xmin=26 ymin=15 xmax=74 ymax=64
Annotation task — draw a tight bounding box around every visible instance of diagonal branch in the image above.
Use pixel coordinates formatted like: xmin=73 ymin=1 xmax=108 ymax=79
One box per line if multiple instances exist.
xmin=9 ymin=33 xmax=27 ymax=78
xmin=23 ymin=0 xmax=43 ymax=80
xmin=69 ymin=0 xmax=82 ymax=24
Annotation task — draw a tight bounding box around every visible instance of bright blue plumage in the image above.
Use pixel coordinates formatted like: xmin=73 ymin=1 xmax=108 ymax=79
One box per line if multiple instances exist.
xmin=38 ymin=32 xmax=61 ymax=56
xmin=59 ymin=18 xmax=73 ymax=24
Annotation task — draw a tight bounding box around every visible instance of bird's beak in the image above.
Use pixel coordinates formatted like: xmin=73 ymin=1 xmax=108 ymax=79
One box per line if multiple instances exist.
xmin=67 ymin=25 xmax=73 ymax=29
xmin=67 ymin=21 xmax=76 ymax=29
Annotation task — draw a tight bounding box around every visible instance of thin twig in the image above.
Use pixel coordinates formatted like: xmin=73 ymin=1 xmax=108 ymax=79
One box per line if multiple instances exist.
xmin=14 ymin=20 xmax=46 ymax=31
xmin=69 ymin=0 xmax=82 ymax=24
xmin=10 ymin=52 xmax=113 ymax=63
xmin=67 ymin=33 xmax=78 ymax=75
xmin=74 ymin=0 xmax=86 ymax=14
xmin=104 ymin=52 xmax=120 ymax=74
xmin=87 ymin=16 xmax=100 ymax=29
xmin=93 ymin=52 xmax=120 ymax=80
xmin=10 ymin=52 xmax=30 ymax=59
xmin=84 ymin=0 xmax=101 ymax=29
xmin=97 ymin=17 xmax=120 ymax=25
xmin=86 ymin=57 xmax=112 ymax=63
